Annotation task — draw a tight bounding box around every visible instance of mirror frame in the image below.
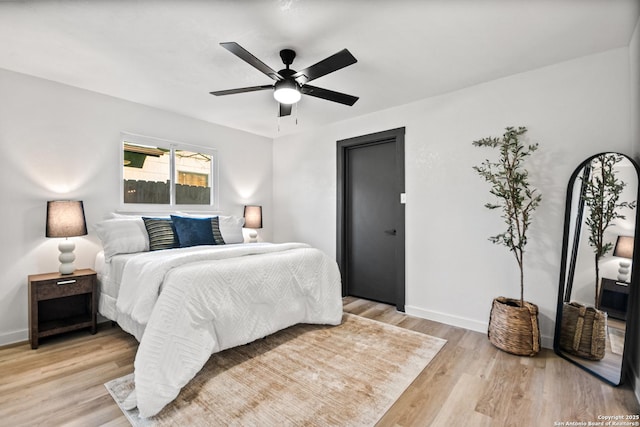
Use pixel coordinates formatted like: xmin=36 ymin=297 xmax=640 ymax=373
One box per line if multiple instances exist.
xmin=554 ymin=152 xmax=640 ymax=385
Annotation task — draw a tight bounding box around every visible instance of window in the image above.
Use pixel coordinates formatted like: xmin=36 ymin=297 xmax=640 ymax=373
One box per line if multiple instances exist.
xmin=121 ymin=133 xmax=218 ymax=210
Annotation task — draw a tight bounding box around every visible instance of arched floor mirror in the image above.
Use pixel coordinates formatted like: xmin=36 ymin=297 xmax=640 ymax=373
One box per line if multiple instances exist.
xmin=554 ymin=152 xmax=639 ymax=385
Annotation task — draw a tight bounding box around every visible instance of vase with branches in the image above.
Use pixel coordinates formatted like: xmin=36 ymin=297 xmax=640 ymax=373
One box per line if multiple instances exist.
xmin=473 ymin=126 xmax=542 ymax=308
xmin=582 ymin=153 xmax=636 ymax=308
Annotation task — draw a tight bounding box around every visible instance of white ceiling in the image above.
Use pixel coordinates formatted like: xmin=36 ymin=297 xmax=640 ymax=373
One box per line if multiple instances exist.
xmin=0 ymin=0 xmax=638 ymax=138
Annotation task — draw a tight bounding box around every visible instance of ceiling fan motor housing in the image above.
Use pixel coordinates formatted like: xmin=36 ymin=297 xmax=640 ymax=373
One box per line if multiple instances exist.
xmin=279 ymin=49 xmax=296 ymax=67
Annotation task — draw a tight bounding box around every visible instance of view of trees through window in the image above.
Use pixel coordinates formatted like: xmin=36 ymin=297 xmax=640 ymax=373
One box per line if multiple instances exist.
xmin=123 ymin=140 xmax=214 ymax=206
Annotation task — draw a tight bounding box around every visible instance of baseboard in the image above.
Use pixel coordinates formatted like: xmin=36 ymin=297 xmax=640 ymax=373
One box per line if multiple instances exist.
xmin=404 ymin=304 xmax=554 ymax=349
xmin=0 ymin=317 xmax=111 ymax=348
xmin=0 ymin=329 xmax=28 ymax=347
xmin=405 ymin=305 xmax=488 ymax=333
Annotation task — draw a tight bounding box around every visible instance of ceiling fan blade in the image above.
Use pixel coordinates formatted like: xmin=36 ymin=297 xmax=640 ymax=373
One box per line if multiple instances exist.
xmin=210 ymin=85 xmax=273 ymax=96
xmin=301 ymin=85 xmax=359 ymax=106
xmin=293 ymin=49 xmax=357 ymax=84
xmin=279 ymin=103 xmax=292 ymax=117
xmin=220 ymin=42 xmax=283 ymax=81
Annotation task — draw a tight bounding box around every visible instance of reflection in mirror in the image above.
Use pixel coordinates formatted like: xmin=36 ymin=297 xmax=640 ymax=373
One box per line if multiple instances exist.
xmin=555 ymin=153 xmax=639 ymax=385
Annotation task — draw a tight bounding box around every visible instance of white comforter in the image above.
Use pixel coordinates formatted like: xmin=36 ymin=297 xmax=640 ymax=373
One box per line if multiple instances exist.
xmin=114 ymin=243 xmax=343 ymax=418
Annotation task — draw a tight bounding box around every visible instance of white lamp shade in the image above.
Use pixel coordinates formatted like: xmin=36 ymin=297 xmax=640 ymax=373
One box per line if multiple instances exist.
xmin=613 ymin=235 xmax=634 ymax=260
xmin=243 ymin=205 xmax=263 ymax=229
xmin=273 ymin=80 xmax=301 ymax=104
xmin=46 ymin=200 xmax=87 ymax=238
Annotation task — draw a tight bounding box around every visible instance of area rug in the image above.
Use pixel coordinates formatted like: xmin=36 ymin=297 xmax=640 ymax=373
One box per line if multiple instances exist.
xmin=105 ymin=313 xmax=446 ymax=426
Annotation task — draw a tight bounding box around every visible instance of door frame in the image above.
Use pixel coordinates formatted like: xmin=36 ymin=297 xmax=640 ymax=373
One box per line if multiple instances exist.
xmin=336 ymin=127 xmax=406 ymax=311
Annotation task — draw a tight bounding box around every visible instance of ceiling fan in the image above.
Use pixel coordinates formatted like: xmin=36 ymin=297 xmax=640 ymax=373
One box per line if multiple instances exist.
xmin=210 ymin=42 xmax=359 ymax=117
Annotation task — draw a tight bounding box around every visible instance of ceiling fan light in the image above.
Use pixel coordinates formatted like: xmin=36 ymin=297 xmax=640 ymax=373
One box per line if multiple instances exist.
xmin=273 ymin=80 xmax=301 ymax=104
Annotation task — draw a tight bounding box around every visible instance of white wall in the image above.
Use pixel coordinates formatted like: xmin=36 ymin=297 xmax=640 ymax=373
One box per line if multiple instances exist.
xmin=0 ymin=68 xmax=273 ymax=345
xmin=273 ymin=48 xmax=632 ymax=347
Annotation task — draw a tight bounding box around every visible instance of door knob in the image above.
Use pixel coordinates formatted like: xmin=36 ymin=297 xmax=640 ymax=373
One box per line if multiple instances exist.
xmin=384 ymin=229 xmax=397 ymax=235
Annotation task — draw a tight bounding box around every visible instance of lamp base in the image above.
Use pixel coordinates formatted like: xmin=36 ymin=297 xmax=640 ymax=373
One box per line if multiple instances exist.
xmin=248 ymin=229 xmax=258 ymax=243
xmin=58 ymin=239 xmax=76 ymax=275
xmin=617 ymin=260 xmax=631 ymax=283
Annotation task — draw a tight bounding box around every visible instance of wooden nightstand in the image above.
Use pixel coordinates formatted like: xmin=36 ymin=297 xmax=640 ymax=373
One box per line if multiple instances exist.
xmin=598 ymin=277 xmax=630 ymax=321
xmin=28 ymin=268 xmax=97 ymax=349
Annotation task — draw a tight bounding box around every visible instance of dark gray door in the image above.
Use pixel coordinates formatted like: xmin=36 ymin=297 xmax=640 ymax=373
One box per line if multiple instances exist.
xmin=337 ymin=128 xmax=405 ymax=310
xmin=347 ymin=142 xmax=397 ymax=303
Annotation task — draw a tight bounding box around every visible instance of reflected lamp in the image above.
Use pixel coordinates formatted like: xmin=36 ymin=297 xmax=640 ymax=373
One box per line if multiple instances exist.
xmin=46 ymin=200 xmax=87 ymax=275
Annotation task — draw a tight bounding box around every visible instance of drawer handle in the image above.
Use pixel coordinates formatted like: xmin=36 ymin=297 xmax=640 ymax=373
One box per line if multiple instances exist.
xmin=57 ymin=279 xmax=77 ymax=286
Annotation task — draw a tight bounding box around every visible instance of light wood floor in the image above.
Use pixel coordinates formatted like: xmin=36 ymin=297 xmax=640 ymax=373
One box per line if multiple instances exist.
xmin=1 ymin=297 xmax=639 ymax=426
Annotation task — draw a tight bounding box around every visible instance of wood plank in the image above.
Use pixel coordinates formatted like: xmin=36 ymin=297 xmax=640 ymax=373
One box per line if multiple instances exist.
xmin=0 ymin=298 xmax=637 ymax=426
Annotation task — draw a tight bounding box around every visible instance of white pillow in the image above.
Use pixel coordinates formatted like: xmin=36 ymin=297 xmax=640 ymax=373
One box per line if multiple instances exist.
xmin=218 ymin=215 xmax=245 ymax=244
xmin=94 ymin=218 xmax=150 ymax=260
xmin=110 ymin=212 xmax=140 ymax=219
xmin=110 ymin=212 xmax=171 ymax=220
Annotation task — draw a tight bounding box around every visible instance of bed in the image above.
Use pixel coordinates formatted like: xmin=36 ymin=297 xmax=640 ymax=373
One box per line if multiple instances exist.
xmin=94 ymin=214 xmax=343 ymax=418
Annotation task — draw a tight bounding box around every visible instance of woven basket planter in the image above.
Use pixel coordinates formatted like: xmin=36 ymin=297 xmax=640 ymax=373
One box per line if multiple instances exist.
xmin=488 ymin=297 xmax=540 ymax=356
xmin=559 ymin=302 xmax=606 ymax=361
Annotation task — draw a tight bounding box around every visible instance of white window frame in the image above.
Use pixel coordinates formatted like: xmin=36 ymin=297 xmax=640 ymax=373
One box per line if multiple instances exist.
xmin=119 ymin=132 xmax=219 ymax=212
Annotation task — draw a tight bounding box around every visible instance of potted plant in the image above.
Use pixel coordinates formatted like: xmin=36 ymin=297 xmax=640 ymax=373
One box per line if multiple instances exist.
xmin=559 ymin=153 xmax=636 ymax=361
xmin=473 ymin=126 xmax=542 ymax=356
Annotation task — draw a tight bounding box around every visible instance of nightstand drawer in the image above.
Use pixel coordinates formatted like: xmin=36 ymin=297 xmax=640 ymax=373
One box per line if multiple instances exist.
xmin=36 ymin=276 xmax=94 ymax=300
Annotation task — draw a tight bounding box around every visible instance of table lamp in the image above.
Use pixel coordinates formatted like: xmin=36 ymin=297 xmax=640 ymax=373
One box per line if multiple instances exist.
xmin=46 ymin=200 xmax=87 ymax=275
xmin=243 ymin=205 xmax=262 ymax=243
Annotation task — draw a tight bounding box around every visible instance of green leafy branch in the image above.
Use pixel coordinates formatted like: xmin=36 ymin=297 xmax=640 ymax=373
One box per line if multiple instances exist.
xmin=473 ymin=126 xmax=542 ymax=307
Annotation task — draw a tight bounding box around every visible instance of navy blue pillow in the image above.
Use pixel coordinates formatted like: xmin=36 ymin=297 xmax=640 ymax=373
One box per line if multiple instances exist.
xmin=170 ymin=215 xmax=216 ymax=248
